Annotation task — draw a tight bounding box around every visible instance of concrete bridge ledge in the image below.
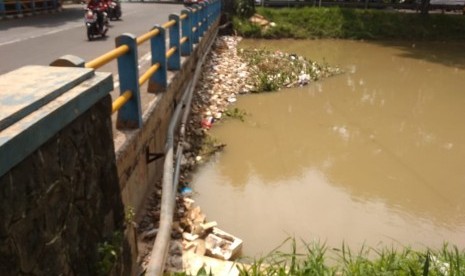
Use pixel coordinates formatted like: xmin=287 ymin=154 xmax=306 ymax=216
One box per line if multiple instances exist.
xmin=0 ymin=66 xmax=113 ymax=177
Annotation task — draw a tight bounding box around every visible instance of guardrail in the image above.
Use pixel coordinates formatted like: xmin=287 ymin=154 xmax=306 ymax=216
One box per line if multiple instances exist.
xmin=51 ymin=0 xmax=221 ymax=130
xmin=0 ymin=0 xmax=60 ymax=17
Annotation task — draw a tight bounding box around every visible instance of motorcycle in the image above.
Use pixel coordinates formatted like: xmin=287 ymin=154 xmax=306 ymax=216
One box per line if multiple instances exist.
xmin=84 ymin=7 xmax=108 ymax=41
xmin=106 ymin=0 xmax=121 ymax=21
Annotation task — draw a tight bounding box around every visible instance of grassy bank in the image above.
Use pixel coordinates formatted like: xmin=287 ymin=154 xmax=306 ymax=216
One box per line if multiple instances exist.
xmin=233 ymin=7 xmax=465 ymax=40
xmin=172 ymin=238 xmax=465 ymax=275
xmin=236 ymin=239 xmax=465 ymax=276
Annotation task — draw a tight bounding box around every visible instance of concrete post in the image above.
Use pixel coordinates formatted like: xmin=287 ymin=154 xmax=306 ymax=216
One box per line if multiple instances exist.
xmin=168 ymin=14 xmax=181 ymax=71
xmin=115 ymin=33 xmax=143 ymax=129
xmin=181 ymin=9 xmax=193 ymax=56
xmin=148 ymin=25 xmax=167 ymax=94
xmin=192 ymin=5 xmax=200 ymax=44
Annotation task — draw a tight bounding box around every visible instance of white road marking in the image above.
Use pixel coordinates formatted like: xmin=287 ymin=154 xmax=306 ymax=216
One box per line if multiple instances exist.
xmin=0 ymin=24 xmax=82 ymax=47
xmin=0 ymin=9 xmax=141 ymax=47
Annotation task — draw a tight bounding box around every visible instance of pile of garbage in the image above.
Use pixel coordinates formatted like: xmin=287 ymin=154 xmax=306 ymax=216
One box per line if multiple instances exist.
xmin=136 ymin=35 xmax=342 ymax=273
xmin=180 ymin=197 xmax=242 ymax=261
xmin=239 ymin=47 xmax=342 ymax=92
xmin=137 ymin=36 xmax=250 ymax=273
xmin=249 ymin=13 xmax=276 ymax=31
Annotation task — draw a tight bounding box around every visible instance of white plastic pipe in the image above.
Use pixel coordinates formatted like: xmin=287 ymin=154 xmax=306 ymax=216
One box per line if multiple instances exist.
xmin=145 ymin=28 xmax=218 ymax=276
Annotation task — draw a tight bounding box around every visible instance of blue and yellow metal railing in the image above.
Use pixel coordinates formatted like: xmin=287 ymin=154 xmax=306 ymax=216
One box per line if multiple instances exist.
xmin=58 ymin=0 xmax=221 ymax=130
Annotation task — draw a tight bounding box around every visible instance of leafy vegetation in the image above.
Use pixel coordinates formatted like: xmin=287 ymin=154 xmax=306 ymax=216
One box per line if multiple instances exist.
xmin=224 ymin=107 xmax=248 ymax=121
xmin=234 ymin=0 xmax=256 ymax=18
xmin=96 ymin=231 xmax=123 ymax=276
xmin=233 ymin=7 xmax=465 ymax=40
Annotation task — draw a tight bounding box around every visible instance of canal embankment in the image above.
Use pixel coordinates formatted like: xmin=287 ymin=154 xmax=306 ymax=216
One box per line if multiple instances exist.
xmin=136 ymin=34 xmax=343 ymax=274
xmin=151 ymin=7 xmax=465 ymax=274
xmin=234 ymin=6 xmax=465 ymax=40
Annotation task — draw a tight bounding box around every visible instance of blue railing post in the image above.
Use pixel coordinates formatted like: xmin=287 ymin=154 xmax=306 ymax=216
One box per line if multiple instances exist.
xmin=212 ymin=0 xmax=217 ymax=21
xmin=218 ymin=0 xmax=221 ymax=20
xmin=204 ymin=0 xmax=210 ymax=28
xmin=168 ymin=14 xmax=181 ymax=71
xmin=30 ymin=0 xmax=35 ymax=14
xmin=197 ymin=4 xmax=203 ymax=37
xmin=199 ymin=3 xmax=206 ymax=36
xmin=180 ymin=9 xmax=192 ymax=56
xmin=209 ymin=0 xmax=213 ymax=23
xmin=212 ymin=0 xmax=216 ymax=19
xmin=15 ymin=0 xmax=21 ymax=16
xmin=0 ymin=0 xmax=5 ymax=17
xmin=192 ymin=5 xmax=200 ymax=44
xmin=115 ymin=33 xmax=143 ymax=129
xmin=148 ymin=25 xmax=167 ymax=94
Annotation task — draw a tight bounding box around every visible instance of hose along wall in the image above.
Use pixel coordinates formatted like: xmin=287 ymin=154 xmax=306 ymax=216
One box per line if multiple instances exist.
xmin=146 ymin=27 xmax=219 ymax=276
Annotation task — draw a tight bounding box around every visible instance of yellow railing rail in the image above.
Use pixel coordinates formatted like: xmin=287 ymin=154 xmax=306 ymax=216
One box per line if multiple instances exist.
xmin=85 ymin=45 xmax=130 ymax=69
xmin=166 ymin=47 xmax=177 ymax=59
xmin=136 ymin=28 xmax=161 ymax=46
xmin=75 ymin=0 xmax=220 ymax=125
xmin=112 ymin=90 xmax=133 ymax=114
xmin=162 ymin=19 xmax=176 ymax=29
xmin=139 ymin=63 xmax=161 ymax=86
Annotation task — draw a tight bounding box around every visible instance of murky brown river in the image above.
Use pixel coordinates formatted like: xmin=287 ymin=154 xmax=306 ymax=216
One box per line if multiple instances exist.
xmin=191 ymin=39 xmax=465 ymax=258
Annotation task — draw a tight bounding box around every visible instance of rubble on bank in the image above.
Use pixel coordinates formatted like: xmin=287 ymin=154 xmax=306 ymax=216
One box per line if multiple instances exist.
xmin=136 ymin=35 xmax=342 ymax=274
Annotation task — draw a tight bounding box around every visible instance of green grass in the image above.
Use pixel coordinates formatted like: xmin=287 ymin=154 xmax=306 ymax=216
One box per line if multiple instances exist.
xmin=233 ymin=7 xmax=465 ymax=40
xmin=235 ymin=238 xmax=465 ymax=276
xmin=169 ymin=239 xmax=465 ymax=275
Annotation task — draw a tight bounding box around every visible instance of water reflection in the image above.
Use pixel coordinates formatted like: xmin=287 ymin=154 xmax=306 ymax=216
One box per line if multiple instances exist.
xmin=191 ymin=39 xmax=465 ymax=257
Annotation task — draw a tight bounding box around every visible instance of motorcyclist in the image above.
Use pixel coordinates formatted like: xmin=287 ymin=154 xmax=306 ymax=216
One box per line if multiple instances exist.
xmin=86 ymin=0 xmax=107 ymax=34
xmin=104 ymin=0 xmax=121 ymax=20
xmin=102 ymin=0 xmax=113 ymax=17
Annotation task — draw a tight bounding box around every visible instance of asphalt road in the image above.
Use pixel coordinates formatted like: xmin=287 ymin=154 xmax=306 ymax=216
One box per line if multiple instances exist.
xmin=0 ymin=2 xmax=187 ymax=76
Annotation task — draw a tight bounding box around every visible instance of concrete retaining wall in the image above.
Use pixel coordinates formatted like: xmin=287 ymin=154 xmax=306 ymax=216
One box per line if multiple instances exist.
xmin=0 ymin=67 xmax=131 ymax=274
xmin=115 ymin=21 xmax=219 ymax=273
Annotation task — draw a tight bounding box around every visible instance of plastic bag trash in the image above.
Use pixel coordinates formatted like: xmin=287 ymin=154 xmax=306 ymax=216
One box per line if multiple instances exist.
xmin=227 ymin=96 xmax=237 ymax=103
xmin=298 ymin=71 xmax=310 ymax=86
xmin=201 ymin=116 xmax=214 ymax=129
xmin=181 ymin=187 xmax=193 ymax=196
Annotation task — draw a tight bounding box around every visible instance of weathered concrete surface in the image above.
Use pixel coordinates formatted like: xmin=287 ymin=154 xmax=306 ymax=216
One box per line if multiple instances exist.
xmin=0 ymin=65 xmax=93 ymax=132
xmin=0 ymin=95 xmax=128 ymax=275
xmin=113 ymin=20 xmax=220 ymax=273
xmin=114 ymin=20 xmax=220 ymax=220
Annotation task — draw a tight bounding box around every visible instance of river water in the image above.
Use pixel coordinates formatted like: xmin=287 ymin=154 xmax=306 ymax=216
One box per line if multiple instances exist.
xmin=191 ymin=39 xmax=465 ymax=258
